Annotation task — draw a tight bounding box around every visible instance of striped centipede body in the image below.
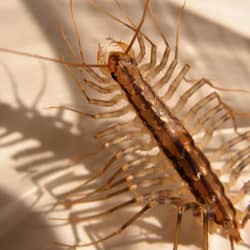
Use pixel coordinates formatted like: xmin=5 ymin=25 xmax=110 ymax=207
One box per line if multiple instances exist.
xmin=0 ymin=0 xmax=249 ymax=250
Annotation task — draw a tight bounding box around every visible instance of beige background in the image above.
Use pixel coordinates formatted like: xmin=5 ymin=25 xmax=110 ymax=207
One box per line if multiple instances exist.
xmin=0 ymin=1 xmax=249 ymax=250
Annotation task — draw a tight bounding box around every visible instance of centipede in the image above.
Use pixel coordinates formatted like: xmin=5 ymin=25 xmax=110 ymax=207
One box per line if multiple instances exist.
xmin=0 ymin=0 xmax=249 ymax=250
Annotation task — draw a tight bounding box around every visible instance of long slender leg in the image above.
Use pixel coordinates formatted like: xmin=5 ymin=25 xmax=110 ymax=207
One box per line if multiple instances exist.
xmin=185 ymin=77 xmax=250 ymax=94
xmin=114 ymin=0 xmax=146 ymax=63
xmin=103 ymin=152 xmax=164 ymax=189
xmin=210 ymin=132 xmax=250 ymax=161
xmin=203 ymin=210 xmax=209 ymax=250
xmin=140 ymin=43 xmax=157 ymax=73
xmin=83 ymin=78 xmax=120 ymax=94
xmin=173 ymin=206 xmax=184 ymax=250
xmin=89 ymin=0 xmax=152 ymax=44
xmin=229 ymin=236 xmax=235 ymax=250
xmin=69 ymin=0 xmax=112 ymax=83
xmin=162 ymin=64 xmax=190 ymax=101
xmin=198 ymin=112 xmax=231 ymax=148
xmin=64 ymin=186 xmax=130 ymax=208
xmin=57 ymin=144 xmax=145 ymax=202
xmin=59 ymin=27 xmax=115 ymax=91
xmin=188 ymin=93 xmax=240 ymax=143
xmin=231 ymin=155 xmax=250 ymax=180
xmin=91 ymin=0 xmax=159 ymax=74
xmin=173 ymin=78 xmax=249 ymax=117
xmin=221 ymin=147 xmax=250 ymax=173
xmin=115 ymin=0 xmax=170 ymax=79
xmin=127 ymin=175 xmax=183 ymax=192
xmin=136 ymin=34 xmax=146 ymax=63
xmin=59 ymin=22 xmax=121 ymax=102
xmin=61 ymin=1 xmax=108 ymax=86
xmin=153 ymin=59 xmax=178 ymax=90
xmin=241 ymin=203 xmax=250 ymax=227
xmin=56 ymin=201 xmax=157 ymax=248
xmin=51 ymin=198 xmax=137 ymax=223
xmin=146 ymin=47 xmax=171 ymax=81
xmin=94 ymin=119 xmax=139 ymax=138
xmin=103 ymin=130 xmax=149 ymax=148
xmin=70 ymin=143 xmax=151 ymax=194
xmin=151 ymin=2 xmax=186 ymax=91
xmin=47 ymin=104 xmax=130 ymax=119
xmin=66 ymin=155 xmax=161 ymax=201
xmin=183 ymin=93 xmax=218 ymax=125
xmin=145 ymin=2 xmax=171 ymax=81
xmin=173 ymin=79 xmax=209 ymax=114
xmin=190 ymin=104 xmax=224 ymax=135
xmin=64 ymin=64 xmax=123 ymax=106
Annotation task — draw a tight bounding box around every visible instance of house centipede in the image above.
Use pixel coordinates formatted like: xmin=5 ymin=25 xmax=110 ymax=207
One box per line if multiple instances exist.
xmin=0 ymin=1 xmax=249 ymax=250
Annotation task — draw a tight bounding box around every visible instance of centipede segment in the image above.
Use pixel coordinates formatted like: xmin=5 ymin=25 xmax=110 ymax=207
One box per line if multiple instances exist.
xmin=0 ymin=0 xmax=249 ymax=249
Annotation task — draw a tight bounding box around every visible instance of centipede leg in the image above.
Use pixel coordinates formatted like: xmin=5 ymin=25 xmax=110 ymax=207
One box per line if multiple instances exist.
xmin=221 ymin=147 xmax=250 ymax=175
xmin=146 ymin=2 xmax=171 ymax=81
xmin=229 ymin=236 xmax=235 ymax=250
xmin=94 ymin=119 xmax=139 ymax=138
xmin=136 ymin=34 xmax=146 ymax=63
xmin=153 ymin=59 xmax=178 ymax=91
xmin=84 ymin=155 xmax=159 ymax=195
xmin=230 ymin=155 xmax=250 ymax=181
xmin=210 ymin=131 xmax=250 ymax=161
xmin=173 ymin=79 xmax=208 ymax=114
xmin=103 ymin=129 xmax=149 ymax=148
xmin=71 ymin=0 xmax=115 ymax=83
xmin=198 ymin=112 xmax=231 ymax=148
xmin=53 ymin=198 xmax=137 ymax=224
xmin=113 ymin=1 xmax=158 ymax=73
xmin=47 ymin=104 xmax=130 ymax=120
xmin=140 ymin=42 xmax=157 ymax=73
xmin=146 ymin=47 xmax=170 ymax=81
xmin=203 ymin=210 xmax=209 ymax=250
xmin=64 ymin=185 xmax=130 ymax=208
xmin=173 ymin=205 xmax=184 ymax=250
xmin=241 ymin=204 xmax=250 ymax=227
xmin=162 ymin=64 xmax=190 ymax=102
xmin=56 ymin=201 xmax=156 ymax=248
xmin=62 ymin=62 xmax=123 ymax=106
xmin=113 ymin=1 xmax=146 ymax=63
xmin=189 ymin=104 xmax=223 ymax=134
xmin=71 ymin=143 xmax=149 ymax=193
xmin=57 ymin=144 xmax=145 ymax=202
xmin=183 ymin=93 xmax=218 ymax=126
xmin=65 ymin=158 xmax=158 ymax=201
xmin=152 ymin=1 xmax=186 ymax=91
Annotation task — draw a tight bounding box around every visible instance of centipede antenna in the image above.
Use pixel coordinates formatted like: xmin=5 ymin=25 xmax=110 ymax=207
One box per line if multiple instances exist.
xmin=148 ymin=1 xmax=169 ymax=47
xmin=124 ymin=0 xmax=150 ymax=54
xmin=69 ymin=0 xmax=85 ymax=62
xmin=114 ymin=0 xmax=135 ymax=27
xmin=0 ymin=48 xmax=108 ymax=68
xmin=87 ymin=0 xmax=153 ymax=47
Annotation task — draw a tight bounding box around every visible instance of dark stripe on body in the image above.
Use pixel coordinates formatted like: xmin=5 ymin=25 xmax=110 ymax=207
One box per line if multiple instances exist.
xmin=118 ymin=67 xmax=237 ymax=228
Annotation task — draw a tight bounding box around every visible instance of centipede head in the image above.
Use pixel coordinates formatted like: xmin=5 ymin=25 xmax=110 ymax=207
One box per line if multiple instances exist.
xmin=107 ymin=51 xmax=138 ymax=81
